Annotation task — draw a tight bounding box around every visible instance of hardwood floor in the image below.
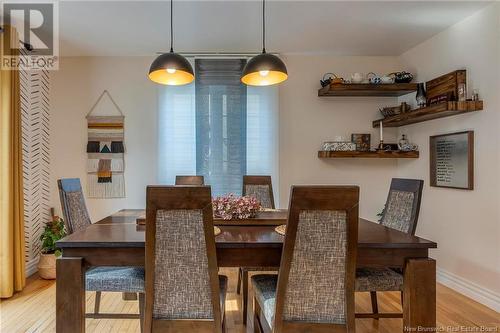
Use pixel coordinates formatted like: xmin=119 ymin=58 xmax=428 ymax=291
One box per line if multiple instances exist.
xmin=1 ymin=268 xmax=498 ymax=332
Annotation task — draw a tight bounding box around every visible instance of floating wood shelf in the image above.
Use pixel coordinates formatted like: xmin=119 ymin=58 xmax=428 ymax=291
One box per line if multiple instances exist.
xmin=318 ymin=150 xmax=419 ymax=159
xmin=373 ymin=101 xmax=483 ymax=128
xmin=318 ymin=83 xmax=418 ymax=97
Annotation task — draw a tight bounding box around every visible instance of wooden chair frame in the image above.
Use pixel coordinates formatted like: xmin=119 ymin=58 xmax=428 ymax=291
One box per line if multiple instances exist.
xmin=57 ymin=178 xmax=91 ymax=234
xmin=175 ymin=175 xmax=205 ymax=186
xmin=144 ymin=185 xmax=224 ymax=333
xmin=239 ymin=175 xmax=277 ymax=324
xmin=58 ymin=178 xmax=145 ymax=328
xmin=380 ymin=178 xmax=424 ymax=236
xmin=359 ymin=178 xmax=424 ymax=320
xmin=254 ymin=185 xmax=359 ymax=333
xmin=242 ymin=175 xmax=275 ymax=209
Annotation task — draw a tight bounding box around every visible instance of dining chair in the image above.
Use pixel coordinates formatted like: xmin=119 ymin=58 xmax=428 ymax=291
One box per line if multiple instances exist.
xmin=144 ymin=185 xmax=227 ymax=333
xmin=57 ymin=178 xmax=145 ymax=329
xmin=175 ymin=175 xmax=205 ymax=185
xmin=238 ymin=175 xmax=278 ymax=324
xmin=355 ymin=178 xmax=424 ymax=320
xmin=251 ymin=185 xmax=359 ymax=333
xmin=242 ymin=175 xmax=275 ymax=209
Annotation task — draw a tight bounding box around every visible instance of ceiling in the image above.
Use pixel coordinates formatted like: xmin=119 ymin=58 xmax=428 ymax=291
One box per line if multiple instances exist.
xmin=56 ymin=1 xmax=491 ymax=57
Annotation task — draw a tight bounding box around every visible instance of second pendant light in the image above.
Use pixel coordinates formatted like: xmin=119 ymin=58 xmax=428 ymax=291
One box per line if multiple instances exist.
xmin=241 ymin=0 xmax=288 ymax=86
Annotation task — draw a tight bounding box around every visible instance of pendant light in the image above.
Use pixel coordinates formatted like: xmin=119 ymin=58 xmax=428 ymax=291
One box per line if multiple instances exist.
xmin=148 ymin=0 xmax=194 ymax=85
xmin=241 ymin=0 xmax=288 ymax=86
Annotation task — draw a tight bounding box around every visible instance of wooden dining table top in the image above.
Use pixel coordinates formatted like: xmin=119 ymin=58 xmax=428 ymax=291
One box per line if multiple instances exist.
xmin=57 ymin=209 xmax=437 ymax=250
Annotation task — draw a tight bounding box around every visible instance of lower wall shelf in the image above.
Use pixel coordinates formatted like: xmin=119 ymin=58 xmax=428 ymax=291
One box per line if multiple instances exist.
xmin=318 ymin=150 xmax=419 ymax=159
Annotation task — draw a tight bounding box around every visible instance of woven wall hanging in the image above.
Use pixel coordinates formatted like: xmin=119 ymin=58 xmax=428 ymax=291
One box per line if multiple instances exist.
xmin=86 ymin=90 xmax=126 ymax=198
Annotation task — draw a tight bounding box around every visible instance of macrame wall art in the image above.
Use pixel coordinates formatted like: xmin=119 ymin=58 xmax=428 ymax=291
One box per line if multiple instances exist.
xmin=86 ymin=90 xmax=126 ymax=198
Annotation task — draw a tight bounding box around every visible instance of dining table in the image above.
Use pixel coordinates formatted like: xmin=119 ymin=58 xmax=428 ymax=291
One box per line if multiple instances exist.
xmin=56 ymin=209 xmax=437 ymax=333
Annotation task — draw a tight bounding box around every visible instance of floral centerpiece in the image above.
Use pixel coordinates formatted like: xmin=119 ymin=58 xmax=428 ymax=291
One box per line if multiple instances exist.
xmin=212 ymin=194 xmax=261 ymax=220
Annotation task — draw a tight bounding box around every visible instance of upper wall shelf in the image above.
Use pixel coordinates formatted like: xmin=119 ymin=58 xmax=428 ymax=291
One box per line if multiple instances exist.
xmin=373 ymin=101 xmax=483 ymax=128
xmin=318 ymin=150 xmax=419 ymax=159
xmin=318 ymin=83 xmax=418 ymax=97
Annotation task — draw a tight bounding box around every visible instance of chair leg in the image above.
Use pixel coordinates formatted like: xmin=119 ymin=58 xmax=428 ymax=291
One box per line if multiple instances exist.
xmin=242 ymin=270 xmax=249 ymax=325
xmin=370 ymin=291 xmax=379 ymax=319
xmin=139 ymin=293 xmax=145 ymax=333
xmin=237 ymin=268 xmax=242 ymax=294
xmin=253 ymin=297 xmax=262 ymax=333
xmin=94 ymin=291 xmax=102 ymax=314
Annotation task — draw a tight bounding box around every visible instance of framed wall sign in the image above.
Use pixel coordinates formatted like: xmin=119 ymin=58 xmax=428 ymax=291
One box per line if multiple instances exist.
xmin=430 ymin=131 xmax=474 ymax=190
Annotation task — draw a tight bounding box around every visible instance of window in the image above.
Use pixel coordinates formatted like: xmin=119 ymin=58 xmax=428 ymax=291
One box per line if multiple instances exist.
xmin=158 ymin=58 xmax=279 ymax=199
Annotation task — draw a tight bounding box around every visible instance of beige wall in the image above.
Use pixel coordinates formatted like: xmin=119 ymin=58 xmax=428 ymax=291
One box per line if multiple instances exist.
xmin=278 ymin=55 xmax=404 ymax=220
xmin=50 ymin=55 xmax=404 ymax=222
xmin=50 ymin=56 xmax=158 ymax=222
xmin=397 ymin=3 xmax=500 ymax=302
xmin=49 ymin=5 xmax=500 ymax=310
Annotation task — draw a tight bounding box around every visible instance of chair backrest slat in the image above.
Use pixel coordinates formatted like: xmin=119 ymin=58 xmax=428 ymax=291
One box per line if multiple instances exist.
xmin=273 ymin=186 xmax=359 ymax=333
xmin=242 ymin=175 xmax=275 ymax=209
xmin=144 ymin=186 xmax=222 ymax=333
xmin=57 ymin=178 xmax=91 ymax=234
xmin=381 ymin=178 xmax=424 ymax=235
xmin=175 ymin=175 xmax=205 ymax=186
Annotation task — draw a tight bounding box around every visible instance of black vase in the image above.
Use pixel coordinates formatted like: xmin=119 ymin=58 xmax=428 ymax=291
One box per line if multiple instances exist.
xmin=416 ymin=83 xmax=427 ymax=107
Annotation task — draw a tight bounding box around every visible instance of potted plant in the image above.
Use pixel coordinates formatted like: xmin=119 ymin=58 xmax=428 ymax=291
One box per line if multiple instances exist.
xmin=37 ymin=216 xmax=66 ymax=279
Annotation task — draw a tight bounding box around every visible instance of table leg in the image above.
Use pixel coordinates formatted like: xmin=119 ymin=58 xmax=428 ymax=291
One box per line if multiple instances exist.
xmin=56 ymin=257 xmax=85 ymax=333
xmin=403 ymin=258 xmax=436 ymax=332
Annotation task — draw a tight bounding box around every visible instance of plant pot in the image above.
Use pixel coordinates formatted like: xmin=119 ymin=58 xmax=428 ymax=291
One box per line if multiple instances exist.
xmin=38 ymin=253 xmax=57 ymax=279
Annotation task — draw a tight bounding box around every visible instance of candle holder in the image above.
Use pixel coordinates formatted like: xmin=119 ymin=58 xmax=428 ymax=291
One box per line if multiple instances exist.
xmin=377 ymin=140 xmax=385 ymax=151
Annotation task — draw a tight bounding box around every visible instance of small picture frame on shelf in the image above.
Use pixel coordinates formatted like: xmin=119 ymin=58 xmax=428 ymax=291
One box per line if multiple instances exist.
xmin=351 ymin=134 xmax=371 ymax=151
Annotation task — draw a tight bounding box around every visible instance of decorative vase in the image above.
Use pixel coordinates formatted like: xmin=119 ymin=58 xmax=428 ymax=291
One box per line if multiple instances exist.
xmin=399 ymin=134 xmax=409 ymax=148
xmin=416 ymin=83 xmax=427 ymax=107
xmin=38 ymin=253 xmax=57 ymax=279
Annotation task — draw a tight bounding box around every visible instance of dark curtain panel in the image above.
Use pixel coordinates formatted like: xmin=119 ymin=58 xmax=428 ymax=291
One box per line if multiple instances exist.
xmin=195 ymin=59 xmax=247 ymax=196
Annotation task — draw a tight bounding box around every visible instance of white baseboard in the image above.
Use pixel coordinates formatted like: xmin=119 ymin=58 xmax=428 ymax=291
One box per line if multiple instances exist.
xmin=437 ymin=267 xmax=500 ymax=313
xmin=26 ymin=257 xmax=39 ymax=277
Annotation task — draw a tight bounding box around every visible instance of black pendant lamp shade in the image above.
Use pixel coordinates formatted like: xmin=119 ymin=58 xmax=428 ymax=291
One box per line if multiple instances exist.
xmin=148 ymin=51 xmax=194 ymax=85
xmin=148 ymin=0 xmax=194 ymax=85
xmin=241 ymin=0 xmax=287 ymax=86
xmin=241 ymin=52 xmax=287 ymax=86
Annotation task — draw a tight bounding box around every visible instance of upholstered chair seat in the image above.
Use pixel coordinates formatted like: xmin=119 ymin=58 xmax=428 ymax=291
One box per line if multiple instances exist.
xmin=251 ymin=274 xmax=278 ymax=326
xmin=86 ymin=266 xmax=146 ymax=293
xmin=355 ymin=268 xmax=403 ymax=292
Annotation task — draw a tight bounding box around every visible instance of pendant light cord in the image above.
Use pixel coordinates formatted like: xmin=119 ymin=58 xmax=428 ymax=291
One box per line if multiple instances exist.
xmin=170 ymin=0 xmax=174 ymax=53
xmin=262 ymin=0 xmax=266 ymax=53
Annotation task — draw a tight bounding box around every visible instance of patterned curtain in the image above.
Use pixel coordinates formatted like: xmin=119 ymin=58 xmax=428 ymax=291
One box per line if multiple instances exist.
xmin=195 ymin=59 xmax=247 ymax=196
xmin=0 ymin=26 xmax=26 ymax=298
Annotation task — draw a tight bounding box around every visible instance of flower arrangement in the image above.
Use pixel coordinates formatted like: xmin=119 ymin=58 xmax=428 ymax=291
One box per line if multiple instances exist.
xmin=212 ymin=194 xmax=261 ymax=220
